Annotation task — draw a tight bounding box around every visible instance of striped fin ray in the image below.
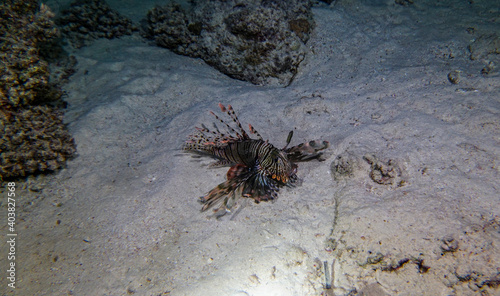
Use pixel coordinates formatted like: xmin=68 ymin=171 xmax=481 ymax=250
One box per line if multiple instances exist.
xmin=248 ymin=124 xmax=263 ymax=140
xmin=216 ymin=103 xmax=250 ymax=140
xmin=183 ymin=103 xmax=253 ymax=155
xmin=200 ymin=177 xmax=247 ymax=217
xmin=285 ymin=140 xmax=330 ymax=162
xmin=200 ymin=168 xmax=279 ymax=217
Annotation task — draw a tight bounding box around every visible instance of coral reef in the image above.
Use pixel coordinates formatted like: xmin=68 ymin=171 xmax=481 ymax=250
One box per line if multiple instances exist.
xmin=0 ymin=0 xmax=58 ymax=107
xmin=146 ymin=0 xmax=315 ymax=86
xmin=57 ymin=0 xmax=137 ymax=48
xmin=1 ymin=106 xmax=76 ymax=177
xmin=0 ymin=0 xmax=76 ymax=179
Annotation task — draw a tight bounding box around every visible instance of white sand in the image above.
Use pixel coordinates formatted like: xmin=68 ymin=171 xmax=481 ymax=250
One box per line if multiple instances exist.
xmin=2 ymin=0 xmax=499 ymax=295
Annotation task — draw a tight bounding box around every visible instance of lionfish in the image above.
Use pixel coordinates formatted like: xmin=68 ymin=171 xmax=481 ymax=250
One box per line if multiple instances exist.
xmin=183 ymin=103 xmax=329 ymax=217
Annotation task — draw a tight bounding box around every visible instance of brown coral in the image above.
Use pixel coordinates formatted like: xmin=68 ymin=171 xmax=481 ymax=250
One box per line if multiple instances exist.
xmin=57 ymin=0 xmax=137 ymax=48
xmin=0 ymin=0 xmax=76 ymax=180
xmin=0 ymin=1 xmax=58 ymax=108
xmin=0 ymin=106 xmax=76 ymax=178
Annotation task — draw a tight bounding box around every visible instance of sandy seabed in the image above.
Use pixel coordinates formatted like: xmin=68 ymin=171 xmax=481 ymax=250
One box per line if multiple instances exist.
xmin=1 ymin=1 xmax=499 ymax=295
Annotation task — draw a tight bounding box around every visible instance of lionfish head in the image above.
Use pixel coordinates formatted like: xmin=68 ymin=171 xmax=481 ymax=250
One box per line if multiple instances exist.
xmin=265 ymin=149 xmax=295 ymax=184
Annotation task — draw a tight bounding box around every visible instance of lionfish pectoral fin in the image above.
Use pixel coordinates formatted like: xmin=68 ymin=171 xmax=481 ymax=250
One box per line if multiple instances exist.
xmin=226 ymin=164 xmax=248 ymax=180
xmin=242 ymin=172 xmax=280 ymax=203
xmin=209 ymin=159 xmax=233 ymax=168
xmin=200 ymin=176 xmax=246 ymax=215
xmin=286 ymin=140 xmax=330 ymax=162
xmin=200 ymin=169 xmax=278 ymax=216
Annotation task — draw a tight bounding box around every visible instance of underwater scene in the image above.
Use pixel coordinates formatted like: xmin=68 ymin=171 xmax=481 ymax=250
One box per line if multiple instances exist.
xmin=1 ymin=0 xmax=499 ymax=295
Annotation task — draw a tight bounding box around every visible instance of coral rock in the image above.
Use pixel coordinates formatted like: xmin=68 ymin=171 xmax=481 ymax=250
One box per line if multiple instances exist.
xmin=57 ymin=0 xmax=137 ymax=48
xmin=0 ymin=106 xmax=76 ymax=178
xmin=0 ymin=0 xmax=76 ymax=179
xmin=146 ymin=0 xmax=315 ymax=86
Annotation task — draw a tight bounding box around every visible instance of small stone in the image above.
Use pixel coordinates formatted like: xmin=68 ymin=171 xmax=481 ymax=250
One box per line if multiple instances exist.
xmin=447 ymin=70 xmax=461 ymax=84
xmin=440 ymin=236 xmax=459 ymax=252
xmin=249 ymin=274 xmax=260 ymax=285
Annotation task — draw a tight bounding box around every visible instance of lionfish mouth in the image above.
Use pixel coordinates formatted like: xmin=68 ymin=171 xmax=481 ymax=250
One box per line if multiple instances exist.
xmin=183 ymin=103 xmax=329 ymax=218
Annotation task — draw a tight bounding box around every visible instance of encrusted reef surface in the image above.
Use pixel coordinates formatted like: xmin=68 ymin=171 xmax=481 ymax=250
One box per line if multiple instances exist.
xmin=57 ymin=0 xmax=138 ymax=48
xmin=0 ymin=0 xmax=76 ymax=179
xmin=146 ymin=0 xmax=315 ymax=86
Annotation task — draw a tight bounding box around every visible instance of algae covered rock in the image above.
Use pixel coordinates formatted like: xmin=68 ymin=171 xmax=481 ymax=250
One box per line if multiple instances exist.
xmin=1 ymin=106 xmax=76 ymax=178
xmin=57 ymin=0 xmax=138 ymax=48
xmin=0 ymin=0 xmax=58 ymax=107
xmin=146 ymin=0 xmax=315 ymax=86
xmin=0 ymin=0 xmax=76 ymax=179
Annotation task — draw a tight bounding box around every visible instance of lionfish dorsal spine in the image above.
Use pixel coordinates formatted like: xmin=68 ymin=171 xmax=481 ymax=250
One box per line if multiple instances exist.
xmin=208 ymin=110 xmax=242 ymax=139
xmin=219 ymin=103 xmax=250 ymax=140
xmin=193 ymin=126 xmax=233 ymax=147
xmin=248 ymin=124 xmax=263 ymax=140
xmin=283 ymin=130 xmax=294 ymax=150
